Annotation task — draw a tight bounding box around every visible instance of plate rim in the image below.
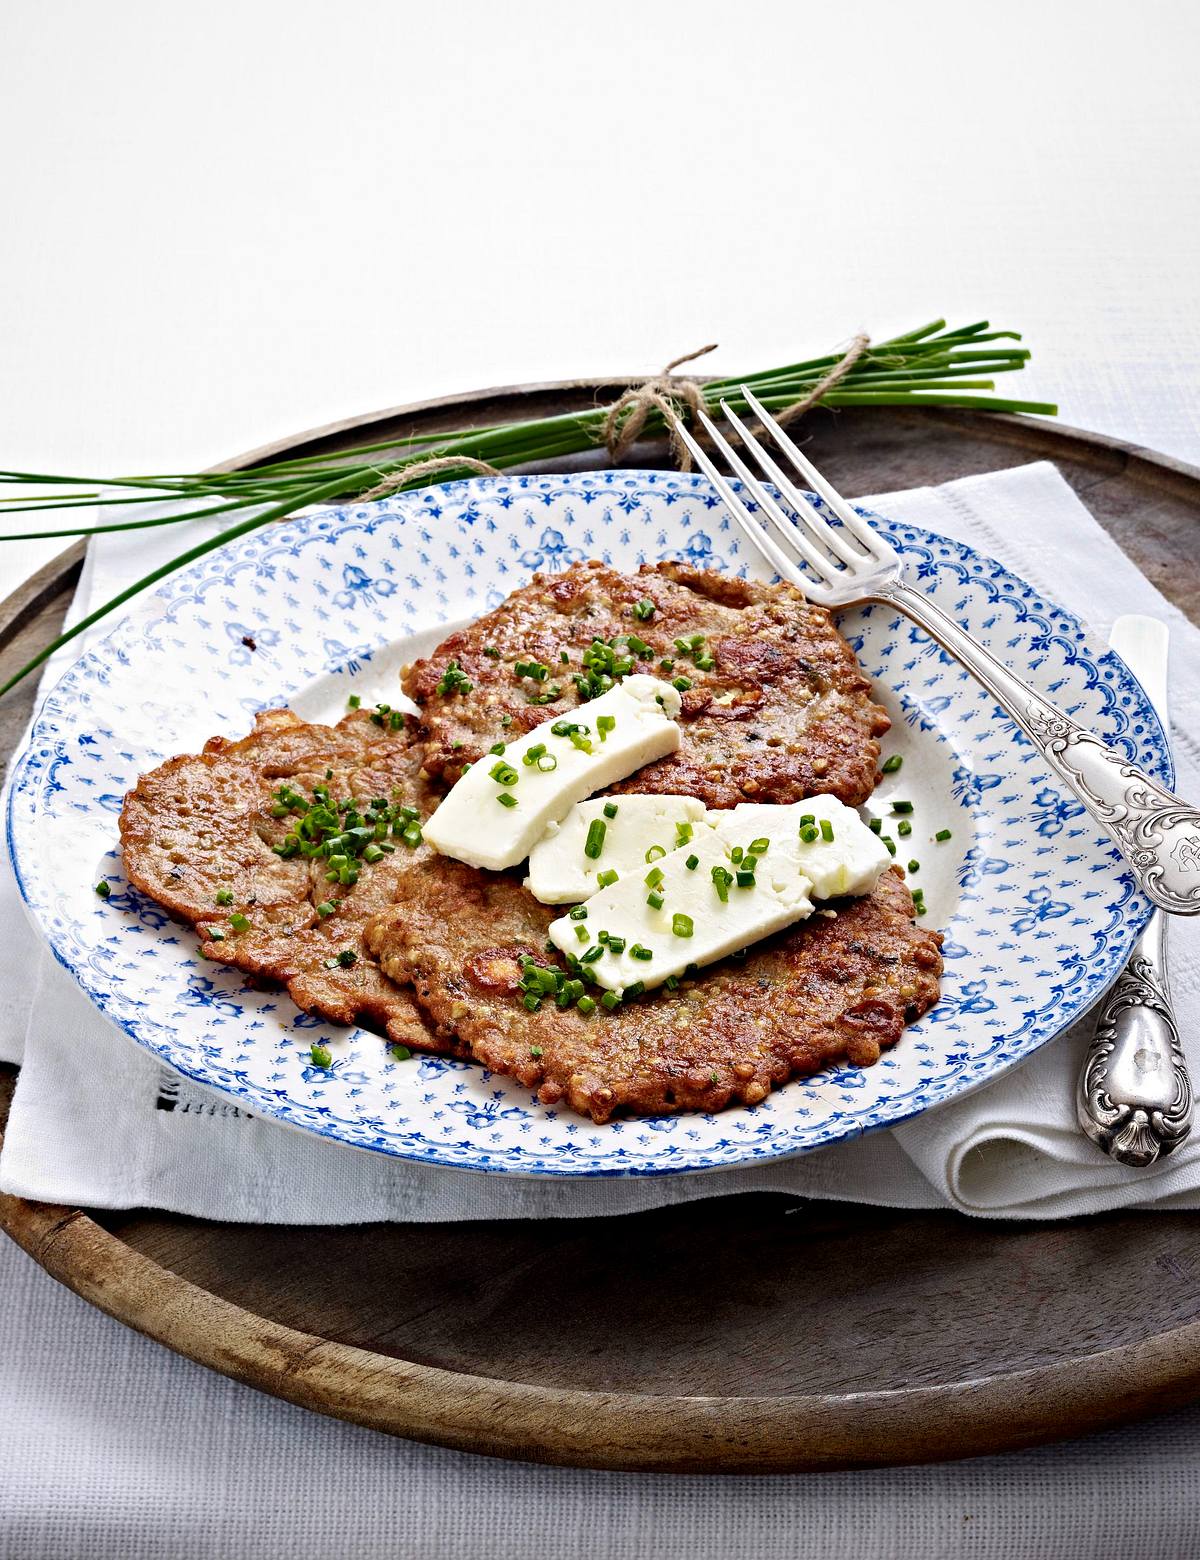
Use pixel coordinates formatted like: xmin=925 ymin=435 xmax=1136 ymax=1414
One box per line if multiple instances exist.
xmin=5 ymin=468 xmax=1173 ymax=1177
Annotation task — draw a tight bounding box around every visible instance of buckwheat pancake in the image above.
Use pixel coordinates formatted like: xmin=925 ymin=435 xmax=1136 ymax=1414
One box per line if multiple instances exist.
xmin=402 ymin=561 xmax=890 ymax=807
xmin=365 ymin=860 xmax=942 ymax=1123
xmin=120 ymin=707 xmax=452 ymax=1054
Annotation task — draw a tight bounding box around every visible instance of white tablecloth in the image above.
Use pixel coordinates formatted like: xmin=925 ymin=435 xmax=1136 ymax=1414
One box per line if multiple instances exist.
xmin=3 ymin=1 xmax=1200 ymax=1554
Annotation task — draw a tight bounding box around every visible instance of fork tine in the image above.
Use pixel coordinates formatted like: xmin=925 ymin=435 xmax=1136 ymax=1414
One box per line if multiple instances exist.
xmin=718 ymin=400 xmax=865 ymax=569
xmin=665 ymin=413 xmax=826 ymax=596
xmin=693 ymin=410 xmax=844 ymax=586
xmin=739 ymin=386 xmax=895 ymax=558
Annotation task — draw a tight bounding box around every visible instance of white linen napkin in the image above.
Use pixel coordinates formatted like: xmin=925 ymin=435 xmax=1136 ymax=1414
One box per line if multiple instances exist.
xmin=4 ymin=459 xmax=1200 ymax=1221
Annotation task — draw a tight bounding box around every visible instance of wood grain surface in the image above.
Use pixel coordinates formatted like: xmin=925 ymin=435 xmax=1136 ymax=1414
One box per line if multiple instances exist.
xmin=3 ymin=392 xmax=1200 ymax=1472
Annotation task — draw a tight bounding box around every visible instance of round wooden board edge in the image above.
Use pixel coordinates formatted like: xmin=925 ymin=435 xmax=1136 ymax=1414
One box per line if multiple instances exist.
xmin=5 ymin=386 xmax=1200 ymax=1471
xmin=8 ymin=1150 xmax=1200 ymax=1473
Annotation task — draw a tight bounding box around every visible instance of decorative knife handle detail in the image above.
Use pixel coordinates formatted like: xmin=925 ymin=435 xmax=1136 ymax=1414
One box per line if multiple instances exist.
xmin=1025 ymin=712 xmax=1200 ymax=916
xmin=1077 ymin=939 xmax=1193 ymax=1167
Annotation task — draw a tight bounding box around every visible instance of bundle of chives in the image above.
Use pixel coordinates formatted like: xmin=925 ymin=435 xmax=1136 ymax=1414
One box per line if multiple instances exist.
xmin=0 ymin=320 xmax=1055 ymax=695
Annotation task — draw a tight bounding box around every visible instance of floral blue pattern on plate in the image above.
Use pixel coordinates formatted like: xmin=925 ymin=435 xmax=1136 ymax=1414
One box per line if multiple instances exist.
xmin=6 ymin=471 xmax=1172 ymax=1176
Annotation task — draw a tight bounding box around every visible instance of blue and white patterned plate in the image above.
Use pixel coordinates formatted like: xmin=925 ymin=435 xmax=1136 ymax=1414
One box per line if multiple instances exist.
xmin=7 ymin=471 xmax=1171 ymax=1177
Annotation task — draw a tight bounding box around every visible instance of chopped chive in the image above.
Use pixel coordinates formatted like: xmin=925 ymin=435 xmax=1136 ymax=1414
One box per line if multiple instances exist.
xmin=891 ymin=800 xmax=914 ymax=814
xmin=881 ymin=754 xmax=903 ymax=774
xmin=600 ymin=990 xmax=621 ymax=1011
xmin=799 ymin=825 xmax=819 ymax=843
xmin=820 ymin=819 xmax=835 ymax=842
xmin=347 ymin=693 xmax=361 ymax=709
xmin=936 ymin=828 xmax=953 ymax=842
xmin=735 ymin=869 xmax=756 ymax=888
xmin=229 ymin=913 xmax=251 ymax=933
xmin=596 ymin=868 xmax=619 ymax=888
xmin=897 ymin=820 xmax=912 ymax=837
xmin=362 ymin=843 xmax=384 ymax=863
xmin=646 ymin=890 xmax=665 ymax=910
xmin=633 ymin=598 xmax=655 ymax=621
xmin=500 ymin=713 xmax=513 ymax=727
xmin=685 ymin=853 xmax=699 ymax=870
xmin=624 ymin=980 xmax=645 ymax=1000
xmin=675 ymin=821 xmax=693 ymax=846
xmin=584 ymin=819 xmax=607 ymax=859
xmin=659 ymin=657 xmax=675 ymax=672
xmin=316 ymin=900 xmax=336 ymax=918
xmin=215 ymin=888 xmax=233 ymax=906
xmin=309 ymin=1043 xmax=332 ymax=1068
xmin=336 ymin=948 xmax=357 ymax=968
xmin=577 ymin=994 xmax=597 ymax=1015
xmin=606 ymin=935 xmax=626 ymax=954
xmin=575 ymin=925 xmax=590 ymax=943
xmin=645 ymin=845 xmax=667 ymax=865
xmin=560 ymin=649 xmax=569 ymax=664
xmin=625 ymin=635 xmax=651 ymax=656
xmin=536 ymin=753 xmax=557 ymax=772
xmin=731 ymin=846 xmax=743 ymax=864
xmin=436 ymin=660 xmax=472 ymax=696
xmin=497 ymin=793 xmax=518 ymax=809
xmin=568 ymin=905 xmax=588 ymax=920
xmin=664 ymin=974 xmax=680 ymax=990
xmin=882 ymin=836 xmax=897 ymax=856
xmin=402 ymin=823 xmax=423 ymax=847
xmin=711 ymin=865 xmax=732 ymax=902
xmin=489 ymin=761 xmax=519 ymax=786
xmin=523 ymin=743 xmax=546 ymax=765
xmin=672 ymin=913 xmax=694 ymax=938
xmin=908 ymin=859 xmax=920 ymax=873
xmin=868 ymin=818 xmax=883 ymax=835
xmin=581 ymin=944 xmax=604 ymax=963
xmin=630 ymin=944 xmax=653 ymax=961
xmin=523 ymin=991 xmax=541 ymax=1012
xmin=489 ymin=742 xmax=507 ymax=756
xmin=672 ymin=676 xmax=692 ymax=693
xmin=603 ymin=801 xmax=619 ymax=819
xmin=799 ymin=813 xmax=815 ymax=827
xmin=748 ymin=837 xmax=770 ymax=854
xmin=597 ymin=714 xmax=615 ymax=741
xmin=388 ymin=1044 xmax=412 ymax=1061
xmin=483 ymin=645 xmax=501 ymax=658
xmin=208 ymin=927 xmax=225 ymax=941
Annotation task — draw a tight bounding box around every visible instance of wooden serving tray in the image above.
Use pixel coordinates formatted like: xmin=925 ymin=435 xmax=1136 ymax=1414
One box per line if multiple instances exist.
xmin=4 ymin=387 xmax=1200 ymax=1473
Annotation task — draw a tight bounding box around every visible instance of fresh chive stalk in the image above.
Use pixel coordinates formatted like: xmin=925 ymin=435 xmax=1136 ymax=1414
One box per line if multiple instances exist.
xmin=0 ymin=320 xmax=1056 ymax=697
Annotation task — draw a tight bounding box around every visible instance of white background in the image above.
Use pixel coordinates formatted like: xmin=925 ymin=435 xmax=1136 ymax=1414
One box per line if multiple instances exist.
xmin=3 ymin=2 xmax=1200 ymax=1555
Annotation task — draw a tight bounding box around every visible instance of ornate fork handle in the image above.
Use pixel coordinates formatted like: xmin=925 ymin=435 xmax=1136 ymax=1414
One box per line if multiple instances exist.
xmin=882 ymin=580 xmax=1200 ymax=915
xmin=1076 ymin=915 xmax=1193 ymax=1165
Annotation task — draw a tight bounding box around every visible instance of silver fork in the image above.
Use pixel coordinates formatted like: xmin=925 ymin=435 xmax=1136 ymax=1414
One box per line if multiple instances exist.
xmin=668 ymin=388 xmax=1200 ymax=916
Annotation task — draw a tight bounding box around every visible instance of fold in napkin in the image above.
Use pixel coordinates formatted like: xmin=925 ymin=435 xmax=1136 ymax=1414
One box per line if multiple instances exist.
xmin=5 ymin=460 xmax=1200 ymax=1221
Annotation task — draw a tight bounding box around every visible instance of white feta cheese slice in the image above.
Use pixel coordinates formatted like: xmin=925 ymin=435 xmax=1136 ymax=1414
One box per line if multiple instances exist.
xmin=548 ymin=832 xmax=814 ymax=994
xmin=711 ymin=795 xmax=891 ymax=900
xmin=525 ymin=793 xmax=709 ymax=904
xmin=422 ymin=675 xmax=682 ymax=872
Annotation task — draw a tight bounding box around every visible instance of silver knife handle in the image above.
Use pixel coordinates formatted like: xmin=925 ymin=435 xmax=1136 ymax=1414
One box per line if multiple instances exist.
xmin=885 ymin=582 xmax=1200 ymax=916
xmin=1077 ymin=913 xmax=1193 ymax=1165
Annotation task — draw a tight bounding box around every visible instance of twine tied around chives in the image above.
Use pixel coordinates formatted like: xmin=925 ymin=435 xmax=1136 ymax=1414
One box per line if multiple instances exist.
xmin=603 ymin=332 xmax=872 ymax=470
xmin=356 ymin=332 xmax=873 ymax=497
xmin=356 ymin=454 xmax=503 ymax=502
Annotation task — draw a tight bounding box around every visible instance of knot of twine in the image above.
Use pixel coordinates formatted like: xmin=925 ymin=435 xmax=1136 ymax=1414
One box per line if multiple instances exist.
xmin=604 ymin=333 xmax=871 ymax=471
